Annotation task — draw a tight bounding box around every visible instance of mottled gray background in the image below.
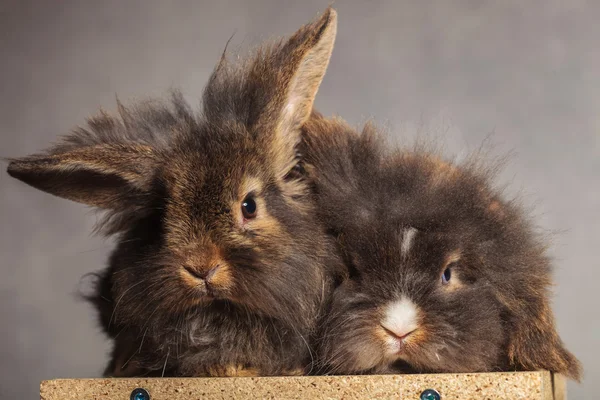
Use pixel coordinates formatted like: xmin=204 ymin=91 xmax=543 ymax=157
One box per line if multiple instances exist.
xmin=0 ymin=0 xmax=598 ymax=398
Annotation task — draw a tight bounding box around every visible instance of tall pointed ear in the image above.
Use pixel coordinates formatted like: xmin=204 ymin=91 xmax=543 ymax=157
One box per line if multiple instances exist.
xmin=260 ymin=7 xmax=337 ymax=176
xmin=7 ymin=141 xmax=158 ymax=209
xmin=507 ymin=300 xmax=582 ymax=381
xmin=274 ymin=7 xmax=337 ymax=133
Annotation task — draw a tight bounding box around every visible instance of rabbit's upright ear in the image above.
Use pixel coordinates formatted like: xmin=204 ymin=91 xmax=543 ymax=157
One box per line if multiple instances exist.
xmin=257 ymin=7 xmax=337 ymax=176
xmin=269 ymin=7 xmax=337 ymax=135
xmin=202 ymin=8 xmax=337 ymax=177
xmin=7 ymin=113 xmax=159 ymax=209
xmin=506 ymin=296 xmax=582 ymax=381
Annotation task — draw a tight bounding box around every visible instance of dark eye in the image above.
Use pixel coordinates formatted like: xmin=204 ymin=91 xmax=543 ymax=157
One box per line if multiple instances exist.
xmin=241 ymin=196 xmax=257 ymax=219
xmin=442 ymin=266 xmax=452 ymax=284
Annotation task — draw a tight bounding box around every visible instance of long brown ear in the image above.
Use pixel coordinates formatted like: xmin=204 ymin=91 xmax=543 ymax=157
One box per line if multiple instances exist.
xmin=271 ymin=7 xmax=337 ymax=133
xmin=7 ymin=112 xmax=159 ymax=209
xmin=507 ymin=299 xmax=582 ymax=381
xmin=259 ymin=7 xmax=337 ymax=176
xmin=201 ymin=8 xmax=337 ymax=177
xmin=7 ymin=143 xmax=157 ymax=208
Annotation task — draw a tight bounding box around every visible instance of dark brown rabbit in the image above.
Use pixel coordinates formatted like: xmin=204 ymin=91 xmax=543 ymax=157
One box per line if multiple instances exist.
xmin=301 ymin=113 xmax=582 ymax=380
xmin=7 ymin=8 xmax=344 ymax=377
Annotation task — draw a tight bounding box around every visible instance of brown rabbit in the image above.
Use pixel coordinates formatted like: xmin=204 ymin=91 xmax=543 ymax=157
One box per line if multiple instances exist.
xmin=301 ymin=113 xmax=582 ymax=380
xmin=7 ymin=8 xmax=344 ymax=377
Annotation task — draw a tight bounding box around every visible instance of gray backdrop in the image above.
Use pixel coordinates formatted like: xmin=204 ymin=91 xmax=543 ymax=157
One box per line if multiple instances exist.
xmin=1 ymin=1 xmax=597 ymax=398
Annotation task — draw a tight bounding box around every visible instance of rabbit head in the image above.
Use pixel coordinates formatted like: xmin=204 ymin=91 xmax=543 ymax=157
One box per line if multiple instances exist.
xmin=302 ymin=115 xmax=582 ymax=380
xmin=7 ymin=8 xmax=342 ymax=376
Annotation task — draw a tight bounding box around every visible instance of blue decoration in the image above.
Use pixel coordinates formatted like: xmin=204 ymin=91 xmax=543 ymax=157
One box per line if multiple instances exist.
xmin=420 ymin=388 xmax=441 ymax=400
xmin=130 ymin=388 xmax=150 ymax=400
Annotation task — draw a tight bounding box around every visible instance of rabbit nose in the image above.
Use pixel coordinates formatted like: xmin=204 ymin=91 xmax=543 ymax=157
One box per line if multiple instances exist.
xmin=381 ymin=325 xmax=416 ymax=341
xmin=380 ymin=296 xmax=420 ymax=341
xmin=184 ymin=264 xmax=220 ymax=282
xmin=203 ymin=264 xmax=220 ymax=283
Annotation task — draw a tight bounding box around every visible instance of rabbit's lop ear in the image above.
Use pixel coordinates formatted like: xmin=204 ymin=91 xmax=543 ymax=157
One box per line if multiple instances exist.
xmin=7 ymin=111 xmax=159 ymax=209
xmin=507 ymin=297 xmax=582 ymax=381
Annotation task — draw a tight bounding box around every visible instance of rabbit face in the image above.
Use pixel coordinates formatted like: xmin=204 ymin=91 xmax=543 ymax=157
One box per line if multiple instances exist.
xmin=302 ymin=117 xmax=581 ymax=380
xmin=108 ymin=120 xmax=322 ymax=329
xmin=319 ymin=223 xmax=505 ymax=375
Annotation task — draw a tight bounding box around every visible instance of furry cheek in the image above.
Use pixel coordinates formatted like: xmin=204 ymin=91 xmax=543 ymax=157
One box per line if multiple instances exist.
xmin=401 ymin=327 xmax=429 ymax=358
xmin=442 ymin=275 xmax=464 ymax=292
xmin=243 ymin=210 xmax=284 ymax=237
xmin=233 ymin=197 xmax=288 ymax=251
xmin=327 ymin=324 xmax=388 ymax=374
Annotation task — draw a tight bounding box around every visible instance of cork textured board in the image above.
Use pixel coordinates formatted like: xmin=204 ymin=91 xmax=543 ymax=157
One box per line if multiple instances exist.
xmin=40 ymin=371 xmax=565 ymax=400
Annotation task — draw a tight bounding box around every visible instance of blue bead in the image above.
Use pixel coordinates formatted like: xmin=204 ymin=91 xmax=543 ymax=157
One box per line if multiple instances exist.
xmin=420 ymin=388 xmax=441 ymax=400
xmin=130 ymin=388 xmax=150 ymax=400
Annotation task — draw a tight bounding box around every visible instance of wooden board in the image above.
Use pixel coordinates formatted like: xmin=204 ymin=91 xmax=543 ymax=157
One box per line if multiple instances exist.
xmin=41 ymin=371 xmax=564 ymax=400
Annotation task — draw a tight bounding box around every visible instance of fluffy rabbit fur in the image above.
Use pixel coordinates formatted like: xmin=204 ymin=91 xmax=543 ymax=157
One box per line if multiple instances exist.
xmin=7 ymin=5 xmax=581 ymax=381
xmin=301 ymin=113 xmax=582 ymax=381
xmin=7 ymin=8 xmax=344 ymax=377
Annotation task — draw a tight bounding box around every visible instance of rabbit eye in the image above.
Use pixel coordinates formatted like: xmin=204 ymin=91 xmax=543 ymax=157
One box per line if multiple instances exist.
xmin=241 ymin=196 xmax=257 ymax=219
xmin=442 ymin=266 xmax=452 ymax=284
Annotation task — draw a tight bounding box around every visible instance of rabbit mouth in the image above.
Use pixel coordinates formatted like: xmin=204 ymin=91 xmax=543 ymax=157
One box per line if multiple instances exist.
xmin=381 ymin=325 xmax=416 ymax=354
xmin=182 ymin=264 xmax=233 ymax=299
